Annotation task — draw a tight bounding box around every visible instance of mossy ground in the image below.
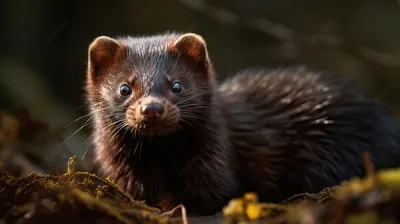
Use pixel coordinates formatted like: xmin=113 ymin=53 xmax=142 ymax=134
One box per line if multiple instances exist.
xmin=1 ymin=156 xmax=400 ymax=224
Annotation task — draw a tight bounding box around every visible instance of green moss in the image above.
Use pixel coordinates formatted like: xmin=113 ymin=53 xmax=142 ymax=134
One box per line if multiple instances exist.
xmin=3 ymin=157 xmax=400 ymax=223
xmin=0 ymin=157 xmax=164 ymax=223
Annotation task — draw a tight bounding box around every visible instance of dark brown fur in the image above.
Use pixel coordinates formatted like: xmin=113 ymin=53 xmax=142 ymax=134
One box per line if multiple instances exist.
xmin=86 ymin=33 xmax=239 ymax=215
xmin=85 ymin=32 xmax=400 ymax=215
xmin=220 ymin=67 xmax=400 ymax=203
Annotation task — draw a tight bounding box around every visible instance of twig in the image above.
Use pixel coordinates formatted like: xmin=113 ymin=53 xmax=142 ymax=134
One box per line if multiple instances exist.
xmin=362 ymin=152 xmax=375 ymax=178
xmin=178 ymin=0 xmax=400 ymax=68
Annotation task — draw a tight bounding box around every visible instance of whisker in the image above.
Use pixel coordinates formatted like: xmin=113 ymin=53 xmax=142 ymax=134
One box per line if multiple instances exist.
xmin=59 ymin=120 xmax=92 ymax=149
xmin=84 ymin=117 xmax=124 ymax=145
xmin=139 ymin=135 xmax=145 ymax=158
xmin=64 ymin=113 xmax=93 ymax=129
xmin=133 ymin=136 xmax=142 ymax=156
xmin=179 ymin=114 xmax=210 ymax=122
xmin=106 ymin=122 xmax=127 ymax=149
xmin=81 ymin=144 xmax=91 ymax=160
xmin=71 ymin=105 xmax=87 ymax=112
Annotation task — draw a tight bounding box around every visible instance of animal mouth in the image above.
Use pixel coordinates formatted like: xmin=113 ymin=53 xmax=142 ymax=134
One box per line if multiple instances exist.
xmin=131 ymin=120 xmax=176 ymax=136
xmin=125 ymin=100 xmax=180 ymax=136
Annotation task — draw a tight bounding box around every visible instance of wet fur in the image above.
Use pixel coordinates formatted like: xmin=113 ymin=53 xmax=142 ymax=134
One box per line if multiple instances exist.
xmin=86 ymin=32 xmax=400 ymax=215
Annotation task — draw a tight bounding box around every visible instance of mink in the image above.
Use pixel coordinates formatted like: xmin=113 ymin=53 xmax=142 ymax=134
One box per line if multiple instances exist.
xmin=85 ymin=32 xmax=400 ymax=215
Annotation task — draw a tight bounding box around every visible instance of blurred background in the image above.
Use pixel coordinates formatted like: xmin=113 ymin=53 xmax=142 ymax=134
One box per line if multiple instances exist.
xmin=1 ymin=0 xmax=400 ymax=177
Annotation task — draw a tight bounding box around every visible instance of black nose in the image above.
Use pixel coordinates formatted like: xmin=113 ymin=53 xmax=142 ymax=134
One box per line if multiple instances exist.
xmin=141 ymin=103 xmax=164 ymax=119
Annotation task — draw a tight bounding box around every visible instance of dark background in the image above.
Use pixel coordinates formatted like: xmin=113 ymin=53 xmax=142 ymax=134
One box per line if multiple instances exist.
xmin=1 ymin=0 xmax=400 ymax=176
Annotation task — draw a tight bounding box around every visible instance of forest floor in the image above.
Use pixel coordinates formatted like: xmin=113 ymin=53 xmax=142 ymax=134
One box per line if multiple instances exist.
xmin=2 ymin=155 xmax=400 ymax=224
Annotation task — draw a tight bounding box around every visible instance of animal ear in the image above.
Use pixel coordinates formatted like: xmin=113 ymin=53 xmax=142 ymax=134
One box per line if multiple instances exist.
xmin=170 ymin=33 xmax=209 ymax=65
xmin=88 ymin=36 xmax=121 ymax=76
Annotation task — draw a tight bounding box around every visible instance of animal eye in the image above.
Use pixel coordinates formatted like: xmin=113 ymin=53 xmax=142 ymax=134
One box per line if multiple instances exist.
xmin=119 ymin=84 xmax=132 ymax=96
xmin=171 ymin=81 xmax=183 ymax=94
